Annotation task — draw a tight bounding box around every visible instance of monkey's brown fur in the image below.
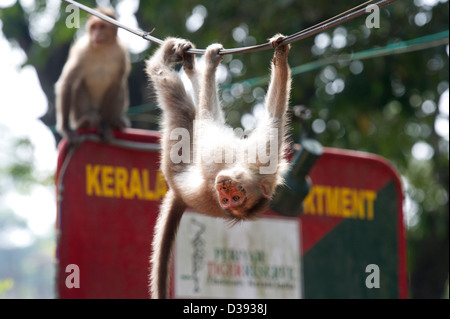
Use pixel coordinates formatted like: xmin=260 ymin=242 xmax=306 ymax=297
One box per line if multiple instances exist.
xmin=55 ymin=7 xmax=130 ymax=143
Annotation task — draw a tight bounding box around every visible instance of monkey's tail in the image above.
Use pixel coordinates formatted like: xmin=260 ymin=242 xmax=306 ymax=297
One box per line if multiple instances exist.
xmin=149 ymin=189 xmax=187 ymax=299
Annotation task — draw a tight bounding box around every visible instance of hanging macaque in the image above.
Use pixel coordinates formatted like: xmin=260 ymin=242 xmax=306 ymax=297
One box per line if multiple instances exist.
xmin=145 ymin=34 xmax=292 ymax=298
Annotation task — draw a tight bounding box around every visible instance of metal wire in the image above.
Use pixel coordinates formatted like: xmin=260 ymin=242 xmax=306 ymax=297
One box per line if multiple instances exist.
xmin=62 ymin=0 xmax=399 ymax=55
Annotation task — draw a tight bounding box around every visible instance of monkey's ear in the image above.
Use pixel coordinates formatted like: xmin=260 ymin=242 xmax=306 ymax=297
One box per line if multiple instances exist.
xmin=260 ymin=179 xmax=272 ymax=199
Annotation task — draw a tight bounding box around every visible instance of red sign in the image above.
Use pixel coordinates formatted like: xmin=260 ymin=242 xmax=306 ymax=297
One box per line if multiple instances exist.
xmin=56 ymin=129 xmax=163 ymax=298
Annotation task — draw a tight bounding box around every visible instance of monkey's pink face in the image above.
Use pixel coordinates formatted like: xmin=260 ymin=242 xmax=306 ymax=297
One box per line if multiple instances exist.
xmin=216 ymin=179 xmax=247 ymax=211
xmin=89 ymin=20 xmax=116 ymax=47
xmin=215 ymin=170 xmax=272 ymax=219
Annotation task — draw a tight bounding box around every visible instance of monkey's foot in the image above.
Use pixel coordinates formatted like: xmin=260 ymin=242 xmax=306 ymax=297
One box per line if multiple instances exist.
xmin=99 ymin=126 xmax=114 ymax=143
xmin=76 ymin=112 xmax=101 ymax=129
xmin=205 ymin=43 xmax=223 ymax=69
xmin=180 ymin=42 xmax=196 ymax=71
xmin=110 ymin=116 xmax=130 ymax=129
xmin=162 ymin=37 xmax=195 ymax=66
xmin=62 ymin=129 xmax=81 ymax=146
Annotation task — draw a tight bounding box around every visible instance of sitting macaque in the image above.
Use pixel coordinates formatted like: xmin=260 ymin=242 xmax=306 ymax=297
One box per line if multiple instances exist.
xmin=55 ymin=7 xmax=131 ymax=143
xmin=145 ymin=35 xmax=291 ymax=298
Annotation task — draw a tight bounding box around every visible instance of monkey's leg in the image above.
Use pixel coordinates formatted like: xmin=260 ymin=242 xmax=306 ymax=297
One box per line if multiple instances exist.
xmin=146 ymin=39 xmax=196 ymax=175
xmin=97 ymin=79 xmax=130 ymax=142
xmin=198 ymin=44 xmax=225 ymax=123
xmin=180 ymin=43 xmax=201 ymax=107
xmin=68 ymin=80 xmax=99 ymax=143
xmin=146 ymin=38 xmax=196 ymax=123
xmin=99 ymin=78 xmax=130 ymax=127
xmin=150 ymin=189 xmax=187 ymax=299
xmin=71 ymin=80 xmax=97 ymax=127
xmin=264 ymin=35 xmax=292 ymax=119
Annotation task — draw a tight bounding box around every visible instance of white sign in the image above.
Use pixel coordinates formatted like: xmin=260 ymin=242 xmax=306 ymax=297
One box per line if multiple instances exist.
xmin=174 ymin=212 xmax=302 ymax=298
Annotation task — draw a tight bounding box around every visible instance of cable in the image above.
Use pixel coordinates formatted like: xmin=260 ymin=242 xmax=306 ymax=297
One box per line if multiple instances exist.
xmin=243 ymin=30 xmax=449 ymax=87
xmin=61 ymin=0 xmax=399 ymax=55
xmin=62 ymin=0 xmax=163 ymax=45
xmin=123 ymin=29 xmax=448 ymax=119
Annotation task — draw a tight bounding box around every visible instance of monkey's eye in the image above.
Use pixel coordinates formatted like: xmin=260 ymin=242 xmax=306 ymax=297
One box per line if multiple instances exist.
xmin=232 ymin=196 xmax=240 ymax=202
xmin=222 ymin=198 xmax=229 ymax=204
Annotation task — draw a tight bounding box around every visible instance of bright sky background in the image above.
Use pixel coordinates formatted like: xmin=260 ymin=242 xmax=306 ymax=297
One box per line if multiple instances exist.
xmin=0 ymin=24 xmax=57 ymax=239
xmin=0 ymin=0 xmax=448 ymax=246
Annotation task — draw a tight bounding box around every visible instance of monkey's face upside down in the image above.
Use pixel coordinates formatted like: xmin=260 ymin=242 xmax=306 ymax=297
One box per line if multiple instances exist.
xmin=216 ymin=178 xmax=246 ymax=210
xmin=215 ymin=168 xmax=272 ymax=220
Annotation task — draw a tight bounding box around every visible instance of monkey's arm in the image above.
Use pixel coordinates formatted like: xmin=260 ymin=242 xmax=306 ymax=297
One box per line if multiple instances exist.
xmin=55 ymin=64 xmax=80 ymax=142
xmin=198 ymin=44 xmax=224 ymax=123
xmin=150 ymin=189 xmax=187 ymax=299
xmin=264 ymin=35 xmax=291 ymax=119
